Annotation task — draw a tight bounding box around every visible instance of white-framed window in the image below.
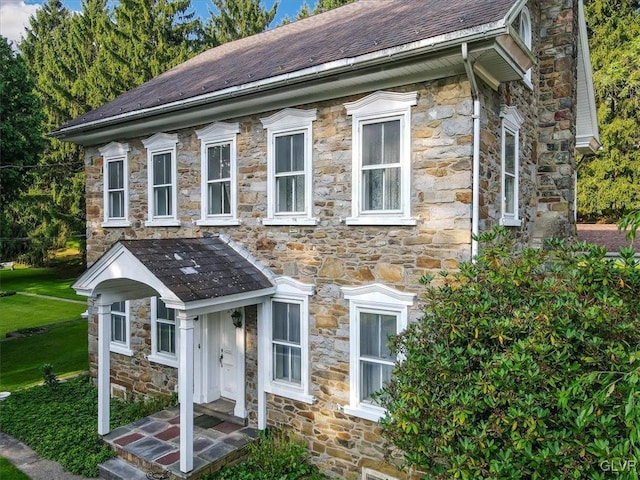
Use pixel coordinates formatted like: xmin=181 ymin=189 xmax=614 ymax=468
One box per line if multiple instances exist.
xmin=99 ymin=142 xmax=130 ymax=227
xmin=260 ymin=108 xmax=317 ymax=225
xmin=148 ymin=297 xmax=178 ymax=367
xmin=110 ymin=300 xmax=132 ymax=356
xmin=142 ymin=133 xmax=180 ymax=227
xmin=341 ymin=283 xmax=415 ymax=422
xmin=195 ymin=122 xmax=240 ymax=226
xmin=263 ymin=277 xmax=315 ymax=403
xmin=362 ymin=467 xmax=399 ymax=480
xmin=517 ymin=6 xmax=533 ymax=86
xmin=500 ymin=106 xmax=525 ymax=227
xmin=344 ymin=91 xmax=417 ymax=226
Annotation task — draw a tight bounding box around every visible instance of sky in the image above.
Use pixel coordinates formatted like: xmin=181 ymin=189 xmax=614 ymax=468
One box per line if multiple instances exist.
xmin=0 ymin=0 xmax=306 ymax=47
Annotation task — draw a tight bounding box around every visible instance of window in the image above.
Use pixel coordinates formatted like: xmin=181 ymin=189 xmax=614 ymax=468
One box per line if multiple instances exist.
xmin=362 ymin=468 xmax=399 ymax=480
xmin=260 ymin=108 xmax=317 ymax=225
xmin=110 ymin=300 xmax=132 ymax=356
xmin=99 ymin=142 xmax=130 ymax=227
xmin=500 ymin=106 xmax=524 ymax=227
xmin=517 ymin=7 xmax=533 ymax=86
xmin=142 ymin=133 xmax=179 ymax=227
xmin=149 ymin=297 xmax=178 ymax=367
xmin=195 ymin=122 xmax=240 ymax=226
xmin=261 ymin=277 xmax=314 ymax=403
xmin=341 ymin=284 xmax=415 ymax=422
xmin=344 ymin=91 xmax=417 ymax=226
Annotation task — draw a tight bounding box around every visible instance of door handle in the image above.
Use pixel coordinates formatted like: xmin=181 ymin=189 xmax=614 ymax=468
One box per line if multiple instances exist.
xmin=219 ymin=348 xmax=224 ymax=367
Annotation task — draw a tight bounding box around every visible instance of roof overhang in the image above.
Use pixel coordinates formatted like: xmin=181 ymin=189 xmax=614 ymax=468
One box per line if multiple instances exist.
xmin=52 ymin=19 xmax=533 ymax=146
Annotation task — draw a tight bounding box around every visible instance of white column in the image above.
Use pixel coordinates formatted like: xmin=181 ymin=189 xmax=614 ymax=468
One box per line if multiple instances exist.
xmin=96 ymin=300 xmax=112 ymax=435
xmin=256 ymin=301 xmax=267 ymax=429
xmin=234 ymin=307 xmax=246 ymax=419
xmin=178 ymin=311 xmax=195 ymax=474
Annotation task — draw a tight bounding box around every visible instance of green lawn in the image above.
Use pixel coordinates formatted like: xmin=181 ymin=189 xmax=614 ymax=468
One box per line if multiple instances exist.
xmin=0 ymin=320 xmax=88 ymax=391
xmin=0 ymin=458 xmax=30 ymax=480
xmin=0 ymin=266 xmax=85 ymax=301
xmin=0 ymin=294 xmax=86 ymax=338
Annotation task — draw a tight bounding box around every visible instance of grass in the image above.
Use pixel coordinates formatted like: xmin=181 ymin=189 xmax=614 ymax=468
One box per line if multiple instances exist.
xmin=0 ymin=320 xmax=88 ymax=391
xmin=0 ymin=265 xmax=85 ymax=301
xmin=0 ymin=377 xmax=176 ymax=477
xmin=0 ymin=294 xmax=86 ymax=338
xmin=0 ymin=458 xmax=30 ymax=480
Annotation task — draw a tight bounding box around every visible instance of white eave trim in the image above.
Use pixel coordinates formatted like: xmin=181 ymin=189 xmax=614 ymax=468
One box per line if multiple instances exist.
xmin=52 ymin=19 xmax=509 ymax=141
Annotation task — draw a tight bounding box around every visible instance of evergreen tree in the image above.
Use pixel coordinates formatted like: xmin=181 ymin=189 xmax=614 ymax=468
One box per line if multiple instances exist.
xmin=292 ymin=0 xmax=352 ymax=20
xmin=577 ymin=0 xmax=640 ymax=220
xmin=204 ymin=0 xmax=278 ymax=45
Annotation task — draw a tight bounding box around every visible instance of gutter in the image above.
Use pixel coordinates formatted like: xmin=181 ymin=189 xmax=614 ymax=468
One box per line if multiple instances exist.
xmin=462 ymin=43 xmax=481 ymax=262
xmin=51 ymin=19 xmax=509 ymax=140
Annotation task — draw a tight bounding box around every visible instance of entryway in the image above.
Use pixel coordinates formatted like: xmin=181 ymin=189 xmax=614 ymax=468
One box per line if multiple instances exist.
xmin=194 ymin=309 xmax=246 ymax=419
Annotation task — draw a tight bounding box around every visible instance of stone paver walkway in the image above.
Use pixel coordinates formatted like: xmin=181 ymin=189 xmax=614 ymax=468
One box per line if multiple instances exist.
xmin=17 ymin=291 xmax=87 ymax=305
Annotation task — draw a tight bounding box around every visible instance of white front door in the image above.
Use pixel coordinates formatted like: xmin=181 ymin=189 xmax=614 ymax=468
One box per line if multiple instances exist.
xmin=219 ymin=311 xmax=237 ymax=400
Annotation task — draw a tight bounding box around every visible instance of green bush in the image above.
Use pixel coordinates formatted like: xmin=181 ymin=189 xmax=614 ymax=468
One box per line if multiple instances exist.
xmin=204 ymin=429 xmax=326 ymax=480
xmin=379 ymin=227 xmax=640 ymax=480
xmin=0 ymin=376 xmax=175 ymax=477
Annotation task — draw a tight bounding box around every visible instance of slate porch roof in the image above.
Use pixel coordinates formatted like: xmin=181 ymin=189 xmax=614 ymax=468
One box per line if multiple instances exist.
xmin=577 ymin=224 xmax=639 ymax=254
xmin=54 ymin=0 xmax=515 ymax=132
xmin=116 ymin=237 xmax=274 ymax=303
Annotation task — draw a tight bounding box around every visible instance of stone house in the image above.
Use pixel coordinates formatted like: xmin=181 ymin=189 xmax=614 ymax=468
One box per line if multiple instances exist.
xmin=54 ymin=0 xmax=599 ymax=478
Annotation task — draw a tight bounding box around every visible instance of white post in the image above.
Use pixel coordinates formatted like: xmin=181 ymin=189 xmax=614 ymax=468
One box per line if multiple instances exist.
xmin=234 ymin=307 xmax=246 ymax=419
xmin=257 ymin=301 xmax=267 ymax=429
xmin=178 ymin=311 xmax=195 ymax=474
xmin=96 ymin=300 xmax=112 ymax=435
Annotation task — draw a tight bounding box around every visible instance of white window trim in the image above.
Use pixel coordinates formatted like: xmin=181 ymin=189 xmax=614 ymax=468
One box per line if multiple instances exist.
xmin=342 ymin=283 xmax=415 ymax=422
xmin=263 ymin=277 xmax=315 ymax=404
xmin=195 ymin=122 xmax=241 ymax=226
xmin=362 ymin=467 xmax=399 ymax=480
xmin=109 ymin=300 xmax=133 ymax=356
xmin=344 ymin=91 xmax=418 ymax=226
xmin=99 ymin=142 xmax=131 ymax=228
xmin=143 ymin=132 xmax=180 ymax=227
xmin=499 ymin=106 xmax=524 ymax=227
xmin=518 ymin=6 xmax=533 ymax=88
xmin=148 ymin=297 xmax=179 ymax=368
xmin=260 ymin=108 xmax=317 ymax=226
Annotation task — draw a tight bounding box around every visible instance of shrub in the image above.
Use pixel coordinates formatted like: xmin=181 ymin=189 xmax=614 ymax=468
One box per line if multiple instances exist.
xmin=204 ymin=429 xmax=326 ymax=480
xmin=379 ymin=227 xmax=640 ymax=480
xmin=41 ymin=363 xmax=59 ymax=389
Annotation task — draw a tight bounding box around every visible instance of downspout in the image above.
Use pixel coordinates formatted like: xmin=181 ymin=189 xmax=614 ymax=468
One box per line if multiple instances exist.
xmin=462 ymin=43 xmax=481 ymax=262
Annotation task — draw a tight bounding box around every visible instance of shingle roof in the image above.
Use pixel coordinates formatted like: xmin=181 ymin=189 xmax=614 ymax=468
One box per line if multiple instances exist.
xmin=57 ymin=0 xmax=515 ymax=131
xmin=119 ymin=237 xmax=274 ymax=302
xmin=577 ymin=224 xmax=639 ymax=253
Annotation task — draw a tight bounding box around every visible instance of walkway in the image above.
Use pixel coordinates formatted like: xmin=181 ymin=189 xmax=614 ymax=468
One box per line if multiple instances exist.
xmin=16 ymin=291 xmax=87 ymax=305
xmin=0 ymin=431 xmax=93 ymax=480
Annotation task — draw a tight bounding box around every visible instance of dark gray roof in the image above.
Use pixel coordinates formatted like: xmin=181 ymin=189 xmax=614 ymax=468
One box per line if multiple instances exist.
xmin=57 ymin=0 xmax=515 ymax=131
xmin=119 ymin=237 xmax=273 ymax=302
xmin=577 ymin=224 xmax=638 ymax=253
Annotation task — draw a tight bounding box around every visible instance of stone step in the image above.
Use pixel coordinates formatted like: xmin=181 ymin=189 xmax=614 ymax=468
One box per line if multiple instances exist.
xmin=194 ymin=403 xmax=246 ymax=426
xmin=98 ymin=458 xmax=149 ymax=480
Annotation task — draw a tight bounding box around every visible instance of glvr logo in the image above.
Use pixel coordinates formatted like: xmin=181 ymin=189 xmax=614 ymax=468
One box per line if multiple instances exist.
xmin=599 ymin=459 xmax=637 ymax=472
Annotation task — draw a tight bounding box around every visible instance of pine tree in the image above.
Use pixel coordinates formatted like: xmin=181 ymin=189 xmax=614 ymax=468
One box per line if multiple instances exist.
xmin=204 ymin=0 xmax=278 ymax=45
xmin=577 ymin=0 xmax=640 ymax=220
xmin=293 ymin=0 xmax=352 ymax=20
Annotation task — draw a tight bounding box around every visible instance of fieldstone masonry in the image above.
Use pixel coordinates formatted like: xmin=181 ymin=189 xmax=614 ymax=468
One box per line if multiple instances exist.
xmin=83 ymin=2 xmax=582 ymax=476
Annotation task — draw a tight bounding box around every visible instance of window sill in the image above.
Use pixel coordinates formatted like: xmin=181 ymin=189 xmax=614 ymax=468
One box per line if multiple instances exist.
xmin=109 ymin=344 xmax=133 ymax=356
xmin=265 ymin=383 xmax=315 ymax=404
xmin=345 ymin=217 xmax=417 ymax=226
xmin=147 ymin=353 xmax=178 ymax=368
xmin=343 ymin=404 xmax=385 ymax=422
xmin=500 ymin=217 xmax=522 ymax=227
xmin=144 ymin=219 xmax=181 ymax=227
xmin=102 ymin=220 xmax=131 ymax=228
xmin=262 ymin=217 xmax=318 ymax=226
xmin=196 ymin=218 xmax=241 ymax=227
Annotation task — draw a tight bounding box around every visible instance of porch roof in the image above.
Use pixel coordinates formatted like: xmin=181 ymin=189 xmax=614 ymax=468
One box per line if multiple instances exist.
xmin=73 ymin=236 xmax=275 ymax=308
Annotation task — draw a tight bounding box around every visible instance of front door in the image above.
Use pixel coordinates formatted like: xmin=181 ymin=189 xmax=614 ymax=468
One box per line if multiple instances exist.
xmin=218 ymin=311 xmax=237 ymax=400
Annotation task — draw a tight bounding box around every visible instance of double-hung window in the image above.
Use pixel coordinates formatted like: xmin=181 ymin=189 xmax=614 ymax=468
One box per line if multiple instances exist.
xmin=260 ymin=108 xmax=317 ymax=225
xmin=149 ymin=297 xmax=178 ymax=367
xmin=345 ymin=91 xmax=417 ymax=226
xmin=195 ymin=122 xmax=240 ymax=226
xmin=342 ymin=283 xmax=415 ymax=422
xmin=143 ymin=133 xmax=179 ymax=227
xmin=260 ymin=277 xmax=314 ymax=403
xmin=110 ymin=300 xmax=132 ymax=356
xmin=99 ymin=142 xmax=130 ymax=227
xmin=500 ymin=106 xmax=524 ymax=227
